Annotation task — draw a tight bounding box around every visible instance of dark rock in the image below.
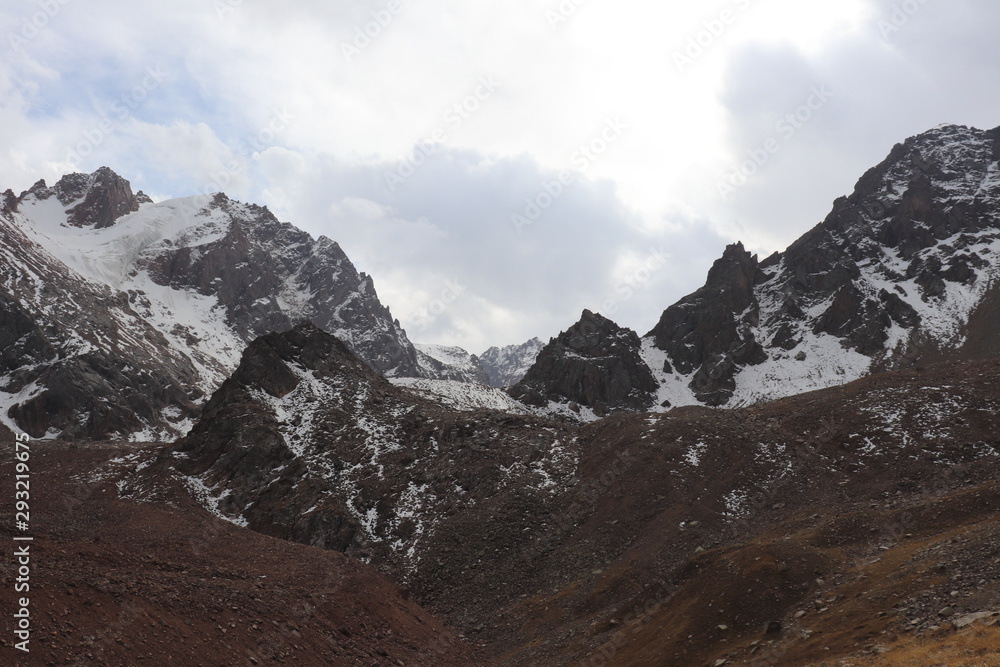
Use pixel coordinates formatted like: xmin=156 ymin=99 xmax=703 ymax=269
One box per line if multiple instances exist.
xmin=879 ymin=289 xmax=920 ymax=328
xmin=55 ymin=167 xmax=152 ymax=229
xmin=509 ymin=310 xmax=657 ymax=412
xmin=646 ymin=242 xmax=767 ymax=404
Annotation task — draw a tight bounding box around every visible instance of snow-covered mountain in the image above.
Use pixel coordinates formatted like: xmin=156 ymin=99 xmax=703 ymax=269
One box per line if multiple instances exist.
xmin=478 ymin=337 xmax=544 ymax=388
xmin=414 ymin=343 xmax=490 ymax=384
xmin=513 ymin=123 xmax=1000 ymax=416
xmin=0 ymin=167 xmax=423 ymax=439
xmin=412 ymin=338 xmax=544 ymax=388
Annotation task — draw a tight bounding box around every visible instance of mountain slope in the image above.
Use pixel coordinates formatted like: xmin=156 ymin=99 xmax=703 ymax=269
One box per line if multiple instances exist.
xmin=0 ymin=436 xmax=481 ymax=666
xmin=0 ymin=168 xmax=422 ymax=439
xmin=169 ymin=322 xmax=580 ymax=598
xmin=513 ymin=123 xmax=1000 ymax=414
xmin=166 ymin=321 xmax=1000 ymax=666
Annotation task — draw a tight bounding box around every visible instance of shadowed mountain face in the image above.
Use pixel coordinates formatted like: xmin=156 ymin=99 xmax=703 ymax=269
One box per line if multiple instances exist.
xmin=513 ymin=124 xmax=1000 ymax=415
xmin=0 ymin=168 xmax=423 ymax=439
xmin=509 ymin=310 xmax=657 ymax=414
xmin=169 ymin=322 xmax=581 ymax=604
xmin=167 ymin=321 xmax=1000 ymax=666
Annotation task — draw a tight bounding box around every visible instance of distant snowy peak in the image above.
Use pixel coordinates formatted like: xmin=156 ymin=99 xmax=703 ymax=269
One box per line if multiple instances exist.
xmin=414 ymin=337 xmax=544 ymax=388
xmin=414 ymin=343 xmax=489 ymax=384
xmin=0 ymin=167 xmax=422 ymax=439
xmin=514 ymin=123 xmax=1000 ymax=416
xmin=478 ymin=337 xmax=544 ymax=388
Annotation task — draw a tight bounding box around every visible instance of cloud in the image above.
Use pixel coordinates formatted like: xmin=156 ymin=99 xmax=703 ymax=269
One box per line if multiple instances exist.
xmin=1 ymin=0 xmax=999 ymax=352
xmin=252 ymin=145 xmax=727 ymax=352
xmin=709 ymin=0 xmax=1000 ymax=253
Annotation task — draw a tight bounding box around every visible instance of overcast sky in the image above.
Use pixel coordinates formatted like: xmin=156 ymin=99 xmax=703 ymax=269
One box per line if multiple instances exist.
xmin=3 ymin=0 xmax=999 ymax=353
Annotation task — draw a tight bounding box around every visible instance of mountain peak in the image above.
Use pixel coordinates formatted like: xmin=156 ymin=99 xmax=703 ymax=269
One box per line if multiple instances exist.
xmin=51 ymin=166 xmax=152 ymax=229
xmin=0 ymin=171 xmax=424 ymax=439
xmin=509 ymin=310 xmax=656 ymax=415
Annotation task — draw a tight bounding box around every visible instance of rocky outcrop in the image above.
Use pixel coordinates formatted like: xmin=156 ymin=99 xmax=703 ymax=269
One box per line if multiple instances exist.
xmin=647 ymin=242 xmax=769 ymax=405
xmin=55 ymin=166 xmax=153 ymax=228
xmin=174 ymin=323 xmax=376 ymax=550
xmin=170 ymin=322 xmax=579 ymax=590
xmin=509 ymin=310 xmax=657 ymax=414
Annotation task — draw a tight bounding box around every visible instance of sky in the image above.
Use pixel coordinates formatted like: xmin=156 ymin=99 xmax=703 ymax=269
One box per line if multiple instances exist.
xmin=2 ymin=0 xmax=1000 ymax=354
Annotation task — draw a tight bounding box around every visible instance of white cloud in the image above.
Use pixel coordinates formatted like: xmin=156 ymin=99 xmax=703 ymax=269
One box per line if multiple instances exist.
xmin=1 ymin=0 xmax=998 ymax=351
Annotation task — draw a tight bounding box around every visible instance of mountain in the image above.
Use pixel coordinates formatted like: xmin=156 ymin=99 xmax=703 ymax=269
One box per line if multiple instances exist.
xmin=478 ymin=336 xmax=544 ymax=388
xmin=414 ymin=343 xmax=490 ymax=384
xmin=508 ymin=310 xmax=657 ymax=416
xmin=513 ymin=123 xmax=1000 ymax=415
xmin=166 ymin=322 xmax=581 ymax=624
xmin=0 ymin=167 xmax=422 ymax=440
xmin=162 ymin=321 xmax=1000 ymax=666
xmin=412 ymin=338 xmax=543 ymax=388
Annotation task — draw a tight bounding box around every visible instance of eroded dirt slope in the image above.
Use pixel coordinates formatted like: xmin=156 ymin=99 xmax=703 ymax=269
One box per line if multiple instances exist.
xmin=0 ymin=438 xmax=481 ymax=666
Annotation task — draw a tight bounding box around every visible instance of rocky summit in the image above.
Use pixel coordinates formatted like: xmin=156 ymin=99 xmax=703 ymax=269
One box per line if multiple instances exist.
xmin=509 ymin=310 xmax=658 ymax=415
xmin=0 ymin=168 xmax=425 ymax=439
xmin=514 ymin=124 xmax=1000 ymax=416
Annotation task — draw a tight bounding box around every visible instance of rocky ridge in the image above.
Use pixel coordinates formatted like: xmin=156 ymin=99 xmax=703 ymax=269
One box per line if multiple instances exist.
xmin=166 ymin=322 xmax=580 ymax=604
xmin=414 ymin=343 xmax=490 ymax=385
xmin=0 ymin=168 xmax=424 ymax=439
xmin=509 ymin=310 xmax=657 ymax=416
xmin=478 ymin=337 xmax=544 ymax=388
xmin=513 ymin=124 xmax=1000 ymax=415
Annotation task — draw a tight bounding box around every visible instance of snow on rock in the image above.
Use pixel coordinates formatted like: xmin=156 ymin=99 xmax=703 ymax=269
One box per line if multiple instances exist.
xmin=0 ymin=168 xmax=422 ymax=439
xmin=391 ymin=377 xmax=530 ymax=414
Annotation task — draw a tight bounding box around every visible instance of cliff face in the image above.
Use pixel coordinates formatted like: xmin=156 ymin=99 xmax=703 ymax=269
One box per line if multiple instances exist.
xmin=513 ymin=124 xmax=1000 ymax=415
xmin=647 ymin=242 xmax=769 ymax=405
xmin=509 ymin=310 xmax=658 ymax=414
xmin=0 ymin=168 xmax=422 ymax=439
